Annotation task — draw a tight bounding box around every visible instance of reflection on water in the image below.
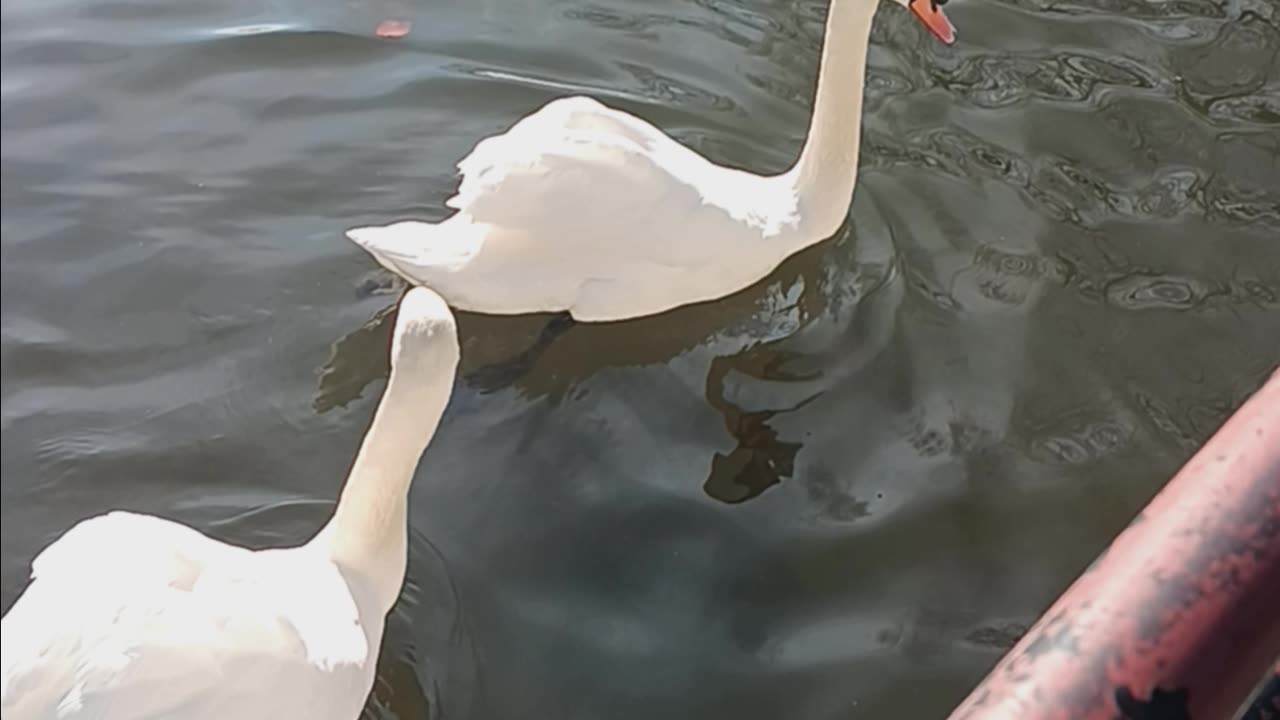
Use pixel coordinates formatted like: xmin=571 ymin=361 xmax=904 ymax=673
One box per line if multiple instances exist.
xmin=2 ymin=0 xmax=1278 ymax=715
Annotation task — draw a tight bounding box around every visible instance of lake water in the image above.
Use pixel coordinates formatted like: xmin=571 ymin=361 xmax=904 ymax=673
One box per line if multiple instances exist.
xmin=1 ymin=0 xmax=1277 ymax=716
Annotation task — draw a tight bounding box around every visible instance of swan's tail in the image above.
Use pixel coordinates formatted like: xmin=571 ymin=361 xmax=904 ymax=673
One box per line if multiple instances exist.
xmin=345 ymin=221 xmax=434 ymax=265
xmin=345 ymin=219 xmax=484 ymax=277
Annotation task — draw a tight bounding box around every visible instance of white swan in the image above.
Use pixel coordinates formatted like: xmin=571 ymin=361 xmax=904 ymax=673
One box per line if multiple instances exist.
xmin=346 ymin=0 xmax=955 ymax=323
xmin=0 ymin=287 xmax=460 ymax=719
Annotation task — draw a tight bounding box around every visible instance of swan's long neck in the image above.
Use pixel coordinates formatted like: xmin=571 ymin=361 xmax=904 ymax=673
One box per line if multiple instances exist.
xmin=313 ymin=350 xmax=456 ymax=615
xmin=784 ymin=0 xmax=880 ymax=239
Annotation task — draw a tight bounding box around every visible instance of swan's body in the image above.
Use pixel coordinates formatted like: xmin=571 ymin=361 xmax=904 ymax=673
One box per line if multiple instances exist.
xmin=0 ymin=288 xmax=460 ymax=719
xmin=352 ymin=98 xmax=811 ymax=322
xmin=347 ymin=0 xmax=954 ymax=322
xmin=0 ymin=516 xmax=378 ymax=718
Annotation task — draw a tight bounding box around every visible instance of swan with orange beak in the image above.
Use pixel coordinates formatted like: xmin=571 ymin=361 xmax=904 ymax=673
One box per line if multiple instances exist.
xmin=348 ymin=0 xmax=959 ymax=383
xmin=909 ymin=0 xmax=956 ymax=44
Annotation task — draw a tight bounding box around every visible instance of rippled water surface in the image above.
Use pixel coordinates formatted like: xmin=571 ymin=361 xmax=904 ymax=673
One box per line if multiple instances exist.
xmin=2 ymin=0 xmax=1277 ymax=715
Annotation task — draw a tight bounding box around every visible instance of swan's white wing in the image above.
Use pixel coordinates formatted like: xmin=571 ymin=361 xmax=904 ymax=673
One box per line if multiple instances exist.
xmin=26 ymin=511 xmax=239 ymax=589
xmin=446 ymin=97 xmax=735 ymax=258
xmin=452 ymin=95 xmax=667 ymax=199
xmin=1 ymin=512 xmax=372 ymax=720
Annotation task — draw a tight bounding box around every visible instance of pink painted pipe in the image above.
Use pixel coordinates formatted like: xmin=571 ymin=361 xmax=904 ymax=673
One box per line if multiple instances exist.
xmin=950 ymin=367 xmax=1280 ymax=720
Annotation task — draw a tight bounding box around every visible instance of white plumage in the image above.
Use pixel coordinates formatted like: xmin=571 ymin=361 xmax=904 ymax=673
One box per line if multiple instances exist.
xmin=350 ymin=95 xmax=802 ymax=322
xmin=0 ymin=0 xmax=961 ymax=712
xmin=1 ymin=288 xmax=461 ymax=719
xmin=347 ymin=0 xmax=955 ymax=322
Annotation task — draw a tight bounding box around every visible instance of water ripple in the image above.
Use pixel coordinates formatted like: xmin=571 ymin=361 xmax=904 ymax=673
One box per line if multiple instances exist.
xmin=940 ymin=51 xmax=1161 ymax=108
xmin=1105 ymin=273 xmax=1206 ymax=310
xmin=863 ymin=122 xmax=1278 ymax=232
xmin=992 ymin=0 xmax=1229 ymax=21
xmin=1026 ymin=411 xmax=1135 ymax=466
xmin=4 ymin=0 xmax=1279 ymax=716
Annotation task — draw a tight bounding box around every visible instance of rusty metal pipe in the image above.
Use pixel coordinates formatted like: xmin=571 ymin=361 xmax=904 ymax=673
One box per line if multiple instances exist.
xmin=950 ymin=368 xmax=1280 ymax=720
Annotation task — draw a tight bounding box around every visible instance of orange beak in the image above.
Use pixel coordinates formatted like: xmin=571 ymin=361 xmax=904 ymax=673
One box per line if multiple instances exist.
xmin=910 ymin=0 xmax=956 ymax=45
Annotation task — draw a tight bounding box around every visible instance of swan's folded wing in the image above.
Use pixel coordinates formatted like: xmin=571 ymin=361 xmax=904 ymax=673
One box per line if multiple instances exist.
xmin=450 ymin=131 xmax=703 ymax=235
xmin=457 ymin=95 xmax=661 ymax=176
xmin=27 ymin=512 xmax=242 ymax=589
xmin=1 ymin=514 xmax=369 ymax=719
xmin=445 ymin=98 xmax=716 ymax=250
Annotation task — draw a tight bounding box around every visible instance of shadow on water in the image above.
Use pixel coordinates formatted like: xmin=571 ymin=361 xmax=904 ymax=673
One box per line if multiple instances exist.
xmin=314 ymin=181 xmax=903 ymax=507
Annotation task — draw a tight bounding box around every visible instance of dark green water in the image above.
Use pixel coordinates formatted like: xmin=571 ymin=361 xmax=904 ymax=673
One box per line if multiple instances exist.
xmin=2 ymin=0 xmax=1277 ymax=716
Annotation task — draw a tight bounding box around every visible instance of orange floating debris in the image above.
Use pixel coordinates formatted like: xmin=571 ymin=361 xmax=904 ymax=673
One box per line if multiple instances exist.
xmin=374 ymin=19 xmax=410 ymax=39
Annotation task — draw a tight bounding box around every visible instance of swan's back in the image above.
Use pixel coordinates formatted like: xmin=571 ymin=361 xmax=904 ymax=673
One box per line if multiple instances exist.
xmin=447 ymin=98 xmax=701 ymax=236
xmin=1 ymin=512 xmax=377 ymax=719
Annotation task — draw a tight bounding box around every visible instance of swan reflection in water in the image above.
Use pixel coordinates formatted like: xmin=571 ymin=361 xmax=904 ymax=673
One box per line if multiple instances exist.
xmin=318 ymin=169 xmax=1052 ymax=509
